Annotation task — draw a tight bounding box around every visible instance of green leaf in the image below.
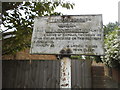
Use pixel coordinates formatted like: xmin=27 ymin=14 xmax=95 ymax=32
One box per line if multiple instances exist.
xmin=2 ymin=2 xmax=75 ymax=55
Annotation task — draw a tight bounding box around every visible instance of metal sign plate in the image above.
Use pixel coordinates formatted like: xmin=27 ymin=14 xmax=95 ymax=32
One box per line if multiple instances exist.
xmin=30 ymin=15 xmax=104 ymax=55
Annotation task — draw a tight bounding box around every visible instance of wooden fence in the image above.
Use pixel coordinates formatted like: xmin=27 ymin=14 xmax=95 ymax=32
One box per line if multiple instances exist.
xmin=72 ymin=59 xmax=92 ymax=88
xmin=2 ymin=59 xmax=92 ymax=88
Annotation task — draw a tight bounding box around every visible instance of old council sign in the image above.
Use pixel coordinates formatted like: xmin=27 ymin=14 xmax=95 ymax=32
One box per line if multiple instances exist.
xmin=30 ymin=15 xmax=104 ymax=55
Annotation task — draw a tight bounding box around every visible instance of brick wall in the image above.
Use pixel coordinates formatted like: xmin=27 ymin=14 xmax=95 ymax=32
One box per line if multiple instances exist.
xmin=2 ymin=49 xmax=57 ymax=60
xmin=104 ymin=66 xmax=120 ymax=83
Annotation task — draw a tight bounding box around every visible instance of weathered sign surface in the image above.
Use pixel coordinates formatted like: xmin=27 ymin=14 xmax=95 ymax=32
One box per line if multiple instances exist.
xmin=30 ymin=15 xmax=104 ymax=55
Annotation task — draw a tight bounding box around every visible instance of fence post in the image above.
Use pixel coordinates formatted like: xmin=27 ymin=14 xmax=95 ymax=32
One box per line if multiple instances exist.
xmin=60 ymin=56 xmax=71 ymax=89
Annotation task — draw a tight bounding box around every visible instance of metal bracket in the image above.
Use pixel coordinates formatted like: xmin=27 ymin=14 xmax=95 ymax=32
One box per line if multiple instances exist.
xmin=56 ymin=47 xmax=72 ymax=59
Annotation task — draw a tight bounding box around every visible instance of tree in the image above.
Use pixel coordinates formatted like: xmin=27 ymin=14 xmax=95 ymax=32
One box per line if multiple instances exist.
xmin=101 ymin=22 xmax=120 ymax=69
xmin=2 ymin=1 xmax=74 ymax=55
xmin=104 ymin=22 xmax=118 ymax=36
xmin=92 ymin=22 xmax=119 ymax=64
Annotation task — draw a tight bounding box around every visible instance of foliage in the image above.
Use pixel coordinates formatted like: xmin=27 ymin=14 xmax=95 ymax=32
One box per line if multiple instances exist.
xmin=2 ymin=1 xmax=74 ymax=55
xmin=101 ymin=29 xmax=120 ymax=68
xmin=70 ymin=55 xmax=83 ymax=59
xmin=93 ymin=22 xmax=119 ymax=66
xmin=93 ymin=56 xmax=102 ymax=63
xmin=103 ymin=22 xmax=118 ymax=36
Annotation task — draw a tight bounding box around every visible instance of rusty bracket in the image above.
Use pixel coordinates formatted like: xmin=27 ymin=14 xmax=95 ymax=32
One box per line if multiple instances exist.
xmin=56 ymin=47 xmax=72 ymax=60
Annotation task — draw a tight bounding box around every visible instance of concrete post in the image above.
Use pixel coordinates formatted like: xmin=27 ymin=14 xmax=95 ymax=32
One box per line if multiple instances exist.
xmin=60 ymin=57 xmax=71 ymax=89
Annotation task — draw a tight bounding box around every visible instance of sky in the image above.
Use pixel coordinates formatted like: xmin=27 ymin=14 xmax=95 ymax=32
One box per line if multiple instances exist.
xmin=55 ymin=0 xmax=120 ymax=25
xmin=1 ymin=0 xmax=120 ymax=31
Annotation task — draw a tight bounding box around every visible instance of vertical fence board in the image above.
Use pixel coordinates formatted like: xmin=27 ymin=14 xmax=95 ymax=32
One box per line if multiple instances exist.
xmin=71 ymin=60 xmax=76 ymax=88
xmin=56 ymin=61 xmax=60 ymax=88
xmin=46 ymin=61 xmax=52 ymax=88
xmin=51 ymin=61 xmax=56 ymax=88
xmin=24 ymin=61 xmax=28 ymax=87
xmin=85 ymin=60 xmax=92 ymax=88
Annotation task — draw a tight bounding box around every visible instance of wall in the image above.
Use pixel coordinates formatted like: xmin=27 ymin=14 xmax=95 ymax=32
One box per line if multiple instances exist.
xmin=2 ymin=49 xmax=56 ymax=60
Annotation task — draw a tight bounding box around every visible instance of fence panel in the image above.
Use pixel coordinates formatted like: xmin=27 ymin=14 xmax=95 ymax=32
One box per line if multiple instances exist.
xmin=2 ymin=59 xmax=92 ymax=88
xmin=2 ymin=60 xmax=60 ymax=88
xmin=71 ymin=60 xmax=92 ymax=88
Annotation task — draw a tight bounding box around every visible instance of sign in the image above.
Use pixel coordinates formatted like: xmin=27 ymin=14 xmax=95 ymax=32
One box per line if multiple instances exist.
xmin=30 ymin=15 xmax=104 ymax=55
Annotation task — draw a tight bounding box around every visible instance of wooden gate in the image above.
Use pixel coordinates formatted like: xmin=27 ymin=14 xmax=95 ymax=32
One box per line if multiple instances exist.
xmin=2 ymin=60 xmax=92 ymax=88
